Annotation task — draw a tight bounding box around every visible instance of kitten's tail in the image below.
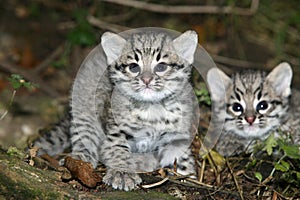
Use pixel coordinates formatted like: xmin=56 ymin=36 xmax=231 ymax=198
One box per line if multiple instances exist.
xmin=31 ymin=112 xmax=72 ymax=156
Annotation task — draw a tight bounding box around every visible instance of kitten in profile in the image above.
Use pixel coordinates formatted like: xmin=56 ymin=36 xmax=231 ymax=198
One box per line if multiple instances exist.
xmin=207 ymin=62 xmax=300 ymax=156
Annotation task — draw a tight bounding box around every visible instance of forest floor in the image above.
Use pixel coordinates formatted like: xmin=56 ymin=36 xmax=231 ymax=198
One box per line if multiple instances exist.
xmin=0 ymin=1 xmax=300 ymax=199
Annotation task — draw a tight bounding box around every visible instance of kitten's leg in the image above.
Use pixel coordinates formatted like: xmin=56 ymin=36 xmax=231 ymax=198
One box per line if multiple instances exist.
xmin=69 ymin=70 xmax=111 ymax=168
xmin=176 ymin=150 xmax=196 ymax=176
xmin=100 ymin=129 xmax=142 ymax=191
xmin=69 ymin=114 xmax=103 ymax=167
xmin=157 ymin=136 xmax=196 ymax=176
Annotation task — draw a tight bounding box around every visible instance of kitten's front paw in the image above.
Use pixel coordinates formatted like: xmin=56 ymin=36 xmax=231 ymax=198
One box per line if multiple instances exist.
xmin=103 ymin=169 xmax=142 ymax=191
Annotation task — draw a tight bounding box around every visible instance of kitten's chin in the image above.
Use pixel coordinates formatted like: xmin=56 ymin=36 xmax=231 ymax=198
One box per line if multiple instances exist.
xmin=129 ymin=88 xmax=172 ymax=102
xmin=235 ymin=125 xmax=272 ymax=138
xmin=139 ymin=88 xmax=169 ymax=101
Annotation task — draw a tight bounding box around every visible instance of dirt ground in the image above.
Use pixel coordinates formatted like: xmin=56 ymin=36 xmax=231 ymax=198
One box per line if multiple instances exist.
xmin=0 ymin=1 xmax=299 ymax=199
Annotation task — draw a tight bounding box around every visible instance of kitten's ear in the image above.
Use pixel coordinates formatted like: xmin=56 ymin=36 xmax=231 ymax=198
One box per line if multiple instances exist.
xmin=266 ymin=62 xmax=293 ymax=98
xmin=173 ymin=30 xmax=198 ymax=64
xmin=207 ymin=68 xmax=231 ymax=101
xmin=101 ymin=32 xmax=126 ymax=65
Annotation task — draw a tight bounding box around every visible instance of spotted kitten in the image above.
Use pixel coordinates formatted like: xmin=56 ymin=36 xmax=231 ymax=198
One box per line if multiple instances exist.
xmin=33 ymin=30 xmax=199 ymax=190
xmin=207 ymin=62 xmax=300 ymax=156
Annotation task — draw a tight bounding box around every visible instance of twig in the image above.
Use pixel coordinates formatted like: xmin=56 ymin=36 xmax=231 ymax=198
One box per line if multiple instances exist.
xmin=102 ymin=0 xmax=259 ymax=15
xmin=167 ymin=177 xmax=240 ymax=197
xmin=249 ymin=172 xmax=290 ymax=200
xmin=269 ymin=154 xmax=286 ymax=178
xmin=185 ymin=177 xmax=214 ymax=188
xmin=166 ymin=168 xmax=214 ymax=188
xmin=0 ymin=90 xmax=16 ymax=121
xmin=102 ymin=12 xmax=136 ymax=23
xmin=0 ymin=61 xmax=59 ymax=97
xmin=87 ymin=15 xmax=129 ymax=33
xmin=34 ymin=43 xmax=66 ymax=73
xmin=141 ymin=177 xmax=169 ymax=189
xmin=226 ymin=160 xmax=244 ymax=200
xmin=146 ymin=168 xmax=241 ymax=197
xmin=198 ymin=159 xmax=205 ymax=183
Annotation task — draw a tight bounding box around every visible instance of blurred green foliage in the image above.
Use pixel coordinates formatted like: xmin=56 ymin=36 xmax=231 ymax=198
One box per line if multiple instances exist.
xmin=67 ymin=9 xmax=96 ymax=46
xmin=194 ymin=88 xmax=211 ymax=106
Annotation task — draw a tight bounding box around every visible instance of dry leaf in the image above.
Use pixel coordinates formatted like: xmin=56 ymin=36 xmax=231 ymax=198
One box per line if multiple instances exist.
xmin=64 ymin=156 xmax=102 ymax=188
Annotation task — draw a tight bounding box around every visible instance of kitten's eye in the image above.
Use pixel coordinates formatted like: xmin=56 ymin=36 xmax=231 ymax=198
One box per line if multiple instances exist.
xmin=128 ymin=63 xmax=140 ymax=74
xmin=232 ymin=102 xmax=244 ymax=113
xmin=256 ymin=101 xmax=268 ymax=112
xmin=154 ymin=63 xmax=168 ymax=73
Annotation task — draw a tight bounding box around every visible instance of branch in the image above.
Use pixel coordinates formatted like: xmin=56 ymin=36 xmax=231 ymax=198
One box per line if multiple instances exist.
xmin=226 ymin=160 xmax=245 ymax=200
xmin=102 ymin=0 xmax=259 ymax=15
xmin=87 ymin=15 xmax=129 ymax=33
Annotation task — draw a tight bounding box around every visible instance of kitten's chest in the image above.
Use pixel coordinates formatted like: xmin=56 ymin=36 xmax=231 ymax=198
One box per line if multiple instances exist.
xmin=135 ymin=104 xmax=180 ymax=123
xmin=113 ymin=99 xmax=183 ymax=131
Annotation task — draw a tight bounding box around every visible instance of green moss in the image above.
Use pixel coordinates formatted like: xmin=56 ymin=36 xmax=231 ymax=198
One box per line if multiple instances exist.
xmin=0 ymin=151 xmax=65 ymax=199
xmin=0 ymin=173 xmax=49 ymax=199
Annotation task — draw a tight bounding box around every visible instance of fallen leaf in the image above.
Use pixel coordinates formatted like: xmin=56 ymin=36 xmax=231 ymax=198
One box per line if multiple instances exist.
xmin=63 ymin=156 xmax=102 ymax=188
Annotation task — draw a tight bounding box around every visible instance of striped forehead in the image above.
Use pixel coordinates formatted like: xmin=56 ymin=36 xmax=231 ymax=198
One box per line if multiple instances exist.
xmin=130 ymin=32 xmax=169 ymax=49
xmin=123 ymin=33 xmax=172 ymax=65
xmin=232 ymin=70 xmax=266 ymax=100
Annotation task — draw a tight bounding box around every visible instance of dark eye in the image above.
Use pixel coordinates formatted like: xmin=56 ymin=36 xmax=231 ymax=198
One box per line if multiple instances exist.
xmin=128 ymin=63 xmax=140 ymax=73
xmin=154 ymin=63 xmax=168 ymax=73
xmin=232 ymin=102 xmax=243 ymax=113
xmin=256 ymin=101 xmax=268 ymax=111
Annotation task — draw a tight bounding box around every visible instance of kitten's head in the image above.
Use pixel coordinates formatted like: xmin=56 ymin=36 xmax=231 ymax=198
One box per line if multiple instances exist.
xmin=101 ymin=30 xmax=198 ymax=102
xmin=207 ymin=62 xmax=293 ymax=138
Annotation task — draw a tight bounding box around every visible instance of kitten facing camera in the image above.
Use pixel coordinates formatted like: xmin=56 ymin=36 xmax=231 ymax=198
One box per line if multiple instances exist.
xmin=33 ymin=30 xmax=199 ymax=191
xmin=207 ymin=62 xmax=300 ymax=156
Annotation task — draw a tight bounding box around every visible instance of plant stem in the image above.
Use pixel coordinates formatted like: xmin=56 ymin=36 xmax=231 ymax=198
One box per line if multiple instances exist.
xmin=0 ymin=90 xmax=16 ymax=121
xmin=270 ymin=154 xmax=287 ymax=177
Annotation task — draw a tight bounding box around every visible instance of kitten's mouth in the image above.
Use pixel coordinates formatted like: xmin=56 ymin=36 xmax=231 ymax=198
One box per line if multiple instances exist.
xmin=242 ymin=124 xmax=261 ymax=134
xmin=245 ymin=124 xmax=258 ymax=130
xmin=141 ymin=85 xmax=159 ymax=92
xmin=142 ymin=88 xmax=154 ymax=93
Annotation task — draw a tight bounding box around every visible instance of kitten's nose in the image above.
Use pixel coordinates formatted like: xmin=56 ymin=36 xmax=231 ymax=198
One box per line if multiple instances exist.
xmin=141 ymin=75 xmax=153 ymax=85
xmin=245 ymin=116 xmax=256 ymax=125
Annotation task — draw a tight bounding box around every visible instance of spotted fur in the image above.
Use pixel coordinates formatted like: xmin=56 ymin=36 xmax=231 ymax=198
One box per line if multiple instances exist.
xmin=33 ymin=30 xmax=199 ymax=190
xmin=207 ymin=62 xmax=300 ymax=156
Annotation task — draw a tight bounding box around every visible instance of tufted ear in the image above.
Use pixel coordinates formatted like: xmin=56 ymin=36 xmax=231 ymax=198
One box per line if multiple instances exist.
xmin=172 ymin=30 xmax=198 ymax=64
xmin=266 ymin=62 xmax=293 ymax=98
xmin=207 ymin=68 xmax=231 ymax=102
xmin=101 ymin=32 xmax=126 ymax=65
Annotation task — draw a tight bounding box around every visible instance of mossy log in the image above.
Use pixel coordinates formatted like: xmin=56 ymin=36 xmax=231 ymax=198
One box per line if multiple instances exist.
xmin=0 ymin=149 xmax=177 ymax=200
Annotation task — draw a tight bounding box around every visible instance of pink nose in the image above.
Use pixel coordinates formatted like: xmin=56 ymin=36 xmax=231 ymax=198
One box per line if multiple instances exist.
xmin=245 ymin=116 xmax=256 ymax=125
xmin=142 ymin=76 xmax=153 ymax=85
